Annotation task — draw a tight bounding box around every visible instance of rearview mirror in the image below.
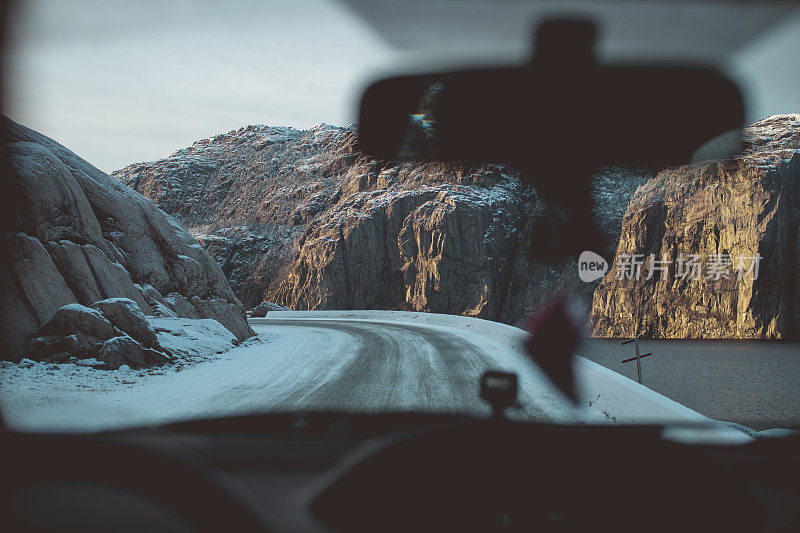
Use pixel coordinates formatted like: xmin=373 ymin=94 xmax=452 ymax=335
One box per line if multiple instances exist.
xmin=357 ymin=20 xmax=744 ymax=173
xmin=356 ymin=20 xmax=744 ymax=261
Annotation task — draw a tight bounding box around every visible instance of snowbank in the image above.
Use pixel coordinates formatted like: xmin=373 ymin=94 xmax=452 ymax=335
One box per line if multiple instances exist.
xmin=149 ymin=317 xmax=237 ymax=362
xmin=0 ymin=316 xmax=241 ymax=428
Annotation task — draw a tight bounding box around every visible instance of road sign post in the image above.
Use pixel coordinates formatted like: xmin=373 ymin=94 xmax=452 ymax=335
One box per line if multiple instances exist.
xmin=621 ymin=337 xmax=652 ymax=385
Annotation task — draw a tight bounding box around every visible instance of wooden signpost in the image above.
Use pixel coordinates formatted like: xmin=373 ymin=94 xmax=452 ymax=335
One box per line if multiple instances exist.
xmin=621 ymin=336 xmax=652 ymax=384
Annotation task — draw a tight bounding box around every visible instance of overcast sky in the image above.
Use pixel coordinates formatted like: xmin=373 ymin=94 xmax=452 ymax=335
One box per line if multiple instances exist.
xmin=4 ymin=0 xmax=799 ymax=173
xmin=3 ymin=0 xmax=392 ymax=172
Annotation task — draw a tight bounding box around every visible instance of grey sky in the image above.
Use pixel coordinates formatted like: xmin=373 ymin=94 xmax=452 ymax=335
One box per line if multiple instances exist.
xmin=4 ymin=0 xmax=799 ymax=173
xmin=4 ymin=0 xmax=391 ymax=172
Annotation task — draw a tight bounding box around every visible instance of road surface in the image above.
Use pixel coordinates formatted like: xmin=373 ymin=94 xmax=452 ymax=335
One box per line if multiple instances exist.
xmin=248 ymin=318 xmax=545 ymax=417
xmin=1 ymin=317 xmax=557 ymax=431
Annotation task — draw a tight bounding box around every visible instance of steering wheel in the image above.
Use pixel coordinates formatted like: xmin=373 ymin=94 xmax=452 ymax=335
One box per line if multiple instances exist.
xmin=0 ymin=431 xmax=269 ymax=532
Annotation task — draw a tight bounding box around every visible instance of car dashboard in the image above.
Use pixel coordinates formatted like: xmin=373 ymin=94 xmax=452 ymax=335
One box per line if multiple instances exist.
xmin=2 ymin=413 xmax=799 ymax=532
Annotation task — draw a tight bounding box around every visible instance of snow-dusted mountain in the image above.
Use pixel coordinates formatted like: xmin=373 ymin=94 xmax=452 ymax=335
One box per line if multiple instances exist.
xmin=116 ymin=116 xmax=800 ymax=337
xmin=115 ymin=123 xmax=641 ymax=324
xmin=590 ymin=114 xmax=800 ymax=339
xmin=114 ymin=124 xmax=364 ymax=308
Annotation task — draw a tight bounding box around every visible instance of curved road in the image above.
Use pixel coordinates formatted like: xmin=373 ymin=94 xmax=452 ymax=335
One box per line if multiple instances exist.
xmin=250 ymin=318 xmax=544 ymax=417
xmin=3 ymin=317 xmax=553 ymax=431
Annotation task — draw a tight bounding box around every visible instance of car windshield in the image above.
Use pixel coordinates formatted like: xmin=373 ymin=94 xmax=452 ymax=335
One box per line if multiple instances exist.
xmin=1 ymin=0 xmax=799 ymax=438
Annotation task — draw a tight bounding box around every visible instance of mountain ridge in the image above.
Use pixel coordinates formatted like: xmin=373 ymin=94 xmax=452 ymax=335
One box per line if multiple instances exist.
xmin=116 ymin=115 xmax=800 ymax=337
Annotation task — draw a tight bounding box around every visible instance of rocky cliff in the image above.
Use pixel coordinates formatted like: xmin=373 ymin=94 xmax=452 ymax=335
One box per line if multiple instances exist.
xmin=0 ymin=117 xmax=253 ymax=362
xmin=115 ymin=125 xmax=362 ymax=307
xmin=271 ymin=180 xmax=526 ymax=318
xmin=590 ymin=114 xmax=800 ymax=339
xmin=116 ymin=116 xmax=800 ymax=337
xmin=115 ymin=123 xmax=643 ymax=323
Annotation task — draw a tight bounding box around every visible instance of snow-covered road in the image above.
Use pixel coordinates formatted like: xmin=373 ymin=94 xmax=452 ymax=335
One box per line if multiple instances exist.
xmin=247 ymin=318 xmax=549 ymax=418
xmin=1 ymin=312 xmax=752 ymax=442
xmin=1 ymin=316 xmax=562 ymax=431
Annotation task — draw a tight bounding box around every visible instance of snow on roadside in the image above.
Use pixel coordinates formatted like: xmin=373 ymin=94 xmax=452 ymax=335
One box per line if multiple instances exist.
xmin=1 ymin=310 xmax=754 ymax=443
xmin=150 ymin=317 xmax=238 ymax=363
xmin=0 ymin=316 xmax=258 ymax=425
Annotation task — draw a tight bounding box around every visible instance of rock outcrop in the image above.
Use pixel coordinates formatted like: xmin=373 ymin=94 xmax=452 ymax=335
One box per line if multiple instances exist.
xmin=250 ymin=301 xmax=290 ymax=317
xmin=116 ymin=115 xmax=800 ymax=337
xmin=271 ymin=183 xmax=525 ymax=318
xmin=90 ymin=298 xmax=160 ymax=349
xmin=115 ymin=125 xmax=525 ymax=310
xmin=25 ymin=300 xmax=172 ymax=369
xmin=116 ymin=123 xmax=643 ymax=323
xmin=589 ymin=114 xmax=800 ymax=338
xmin=0 ymin=117 xmax=253 ymax=361
xmin=27 ymin=304 xmax=117 ymax=361
xmin=114 ymin=125 xmax=364 ymax=308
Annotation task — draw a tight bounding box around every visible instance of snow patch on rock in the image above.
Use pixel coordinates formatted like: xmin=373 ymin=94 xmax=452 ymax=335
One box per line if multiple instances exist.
xmin=149 ymin=317 xmax=238 ymax=362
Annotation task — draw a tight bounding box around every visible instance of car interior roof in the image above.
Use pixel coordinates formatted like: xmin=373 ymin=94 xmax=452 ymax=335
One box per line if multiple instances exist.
xmin=342 ymin=0 xmax=799 ymax=60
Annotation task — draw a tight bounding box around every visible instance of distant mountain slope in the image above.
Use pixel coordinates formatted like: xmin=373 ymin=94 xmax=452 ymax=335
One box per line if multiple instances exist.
xmin=116 ymin=116 xmax=800 ymax=338
xmin=114 ymin=123 xmax=642 ymax=324
xmin=0 ymin=117 xmax=253 ymax=361
xmin=590 ymin=114 xmax=800 ymax=339
xmin=114 ymin=124 xmax=363 ymax=307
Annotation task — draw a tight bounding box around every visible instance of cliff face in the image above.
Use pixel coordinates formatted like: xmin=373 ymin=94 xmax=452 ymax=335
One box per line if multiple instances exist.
xmin=114 ymin=125 xmax=361 ymax=307
xmin=114 ymin=124 xmax=524 ymax=311
xmin=117 ymin=116 xmax=800 ymax=337
xmin=271 ymin=182 xmax=526 ymax=318
xmin=0 ymin=118 xmax=253 ymax=361
xmin=590 ymin=114 xmax=800 ymax=339
xmin=116 ymin=123 xmax=643 ymax=323
xmin=273 ymin=170 xmax=645 ymax=321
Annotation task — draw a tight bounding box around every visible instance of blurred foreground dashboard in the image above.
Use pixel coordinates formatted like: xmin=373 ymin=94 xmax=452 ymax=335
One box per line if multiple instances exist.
xmin=1 ymin=413 xmax=799 ymax=532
